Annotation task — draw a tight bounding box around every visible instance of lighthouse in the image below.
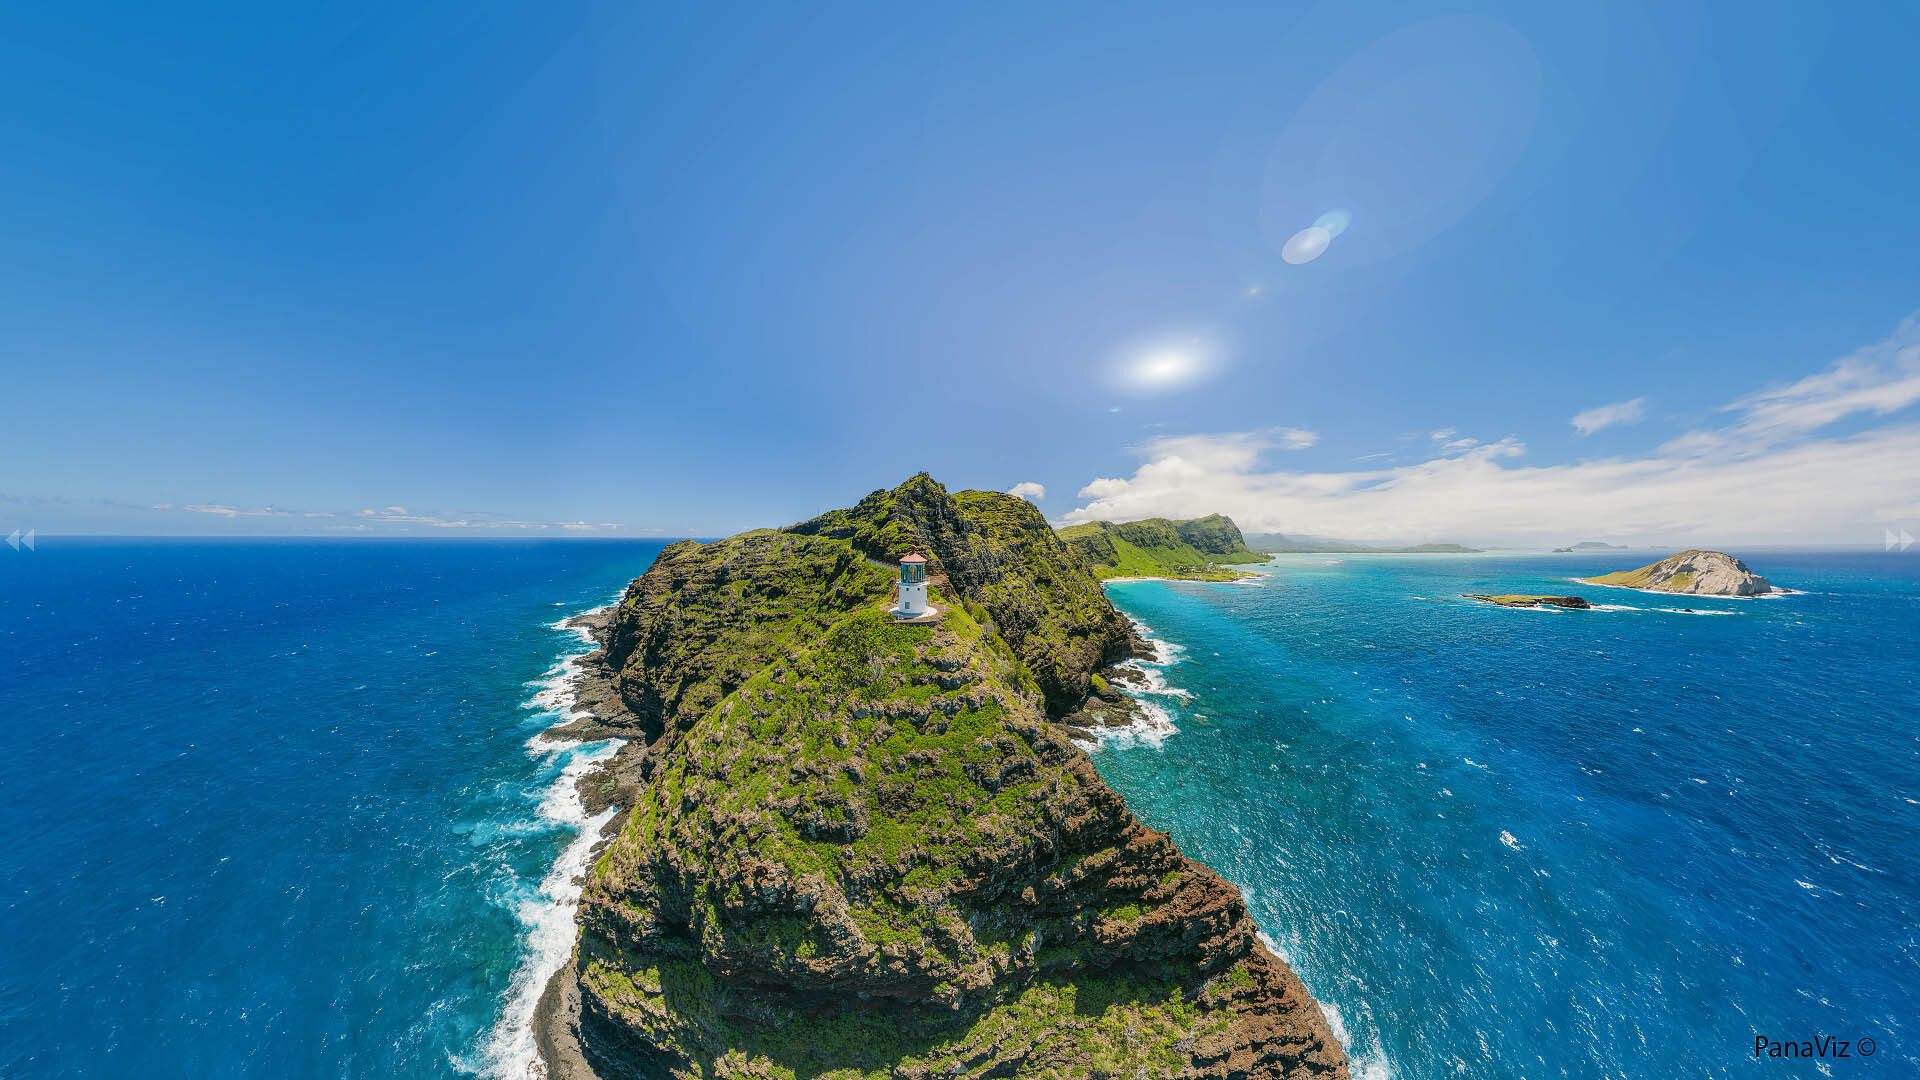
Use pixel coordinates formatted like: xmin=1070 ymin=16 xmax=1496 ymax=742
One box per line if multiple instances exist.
xmin=892 ymin=552 xmax=932 ymax=618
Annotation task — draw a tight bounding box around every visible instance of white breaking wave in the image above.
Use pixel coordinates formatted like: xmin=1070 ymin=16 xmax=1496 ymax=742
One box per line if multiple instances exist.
xmin=472 ymin=599 xmax=626 ymax=1078
xmin=1085 ymin=617 xmax=1188 ymax=749
xmin=1257 ymin=931 xmax=1395 ymax=1080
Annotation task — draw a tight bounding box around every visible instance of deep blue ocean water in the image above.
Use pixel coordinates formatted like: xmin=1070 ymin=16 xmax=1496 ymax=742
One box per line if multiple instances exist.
xmin=3 ymin=543 xmax=1915 ymax=1079
xmin=0 ymin=539 xmax=666 ymax=1079
xmin=1093 ymin=551 xmax=1919 ymax=1080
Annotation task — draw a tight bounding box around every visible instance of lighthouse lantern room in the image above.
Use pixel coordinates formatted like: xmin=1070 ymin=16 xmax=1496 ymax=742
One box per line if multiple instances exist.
xmin=892 ymin=552 xmax=931 ymax=618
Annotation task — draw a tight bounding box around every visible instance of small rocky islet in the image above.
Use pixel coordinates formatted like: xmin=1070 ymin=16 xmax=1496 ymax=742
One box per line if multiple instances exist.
xmin=536 ymin=475 xmax=1348 ymax=1080
xmin=1463 ymin=594 xmax=1594 ymax=609
xmin=1578 ymin=549 xmax=1778 ymax=596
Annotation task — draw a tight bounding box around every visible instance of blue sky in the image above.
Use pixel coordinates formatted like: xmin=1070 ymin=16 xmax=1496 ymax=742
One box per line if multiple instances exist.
xmin=4 ymin=2 xmax=1918 ymax=543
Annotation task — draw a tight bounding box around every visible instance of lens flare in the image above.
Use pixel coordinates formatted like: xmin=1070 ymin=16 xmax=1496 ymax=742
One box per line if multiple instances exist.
xmin=1314 ymin=209 xmax=1352 ymax=238
xmin=1282 ymin=226 xmax=1333 ymax=264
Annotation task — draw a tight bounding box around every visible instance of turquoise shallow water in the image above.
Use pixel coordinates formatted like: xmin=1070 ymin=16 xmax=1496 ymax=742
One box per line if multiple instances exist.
xmin=1090 ymin=551 xmax=1919 ymax=1080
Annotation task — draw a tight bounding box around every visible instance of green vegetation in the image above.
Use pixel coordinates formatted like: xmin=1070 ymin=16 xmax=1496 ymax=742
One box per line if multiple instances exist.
xmin=565 ymin=475 xmax=1330 ymax=1078
xmin=579 ymin=938 xmax=1239 ymax=1080
xmin=1057 ymin=514 xmax=1265 ymax=581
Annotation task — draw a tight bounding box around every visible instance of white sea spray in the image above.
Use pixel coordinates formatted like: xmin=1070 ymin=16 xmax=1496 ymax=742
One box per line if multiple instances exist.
xmin=473 ymin=600 xmax=624 ymax=1078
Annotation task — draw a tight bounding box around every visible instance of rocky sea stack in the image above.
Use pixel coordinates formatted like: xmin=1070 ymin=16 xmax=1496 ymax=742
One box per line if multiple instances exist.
xmin=538 ymin=475 xmax=1347 ymax=1080
xmin=1578 ymin=549 xmax=1776 ymax=596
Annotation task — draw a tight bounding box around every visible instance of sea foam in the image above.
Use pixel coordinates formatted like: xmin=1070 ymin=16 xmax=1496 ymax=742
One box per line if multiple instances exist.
xmin=1085 ymin=617 xmax=1187 ymax=749
xmin=474 ymin=602 xmax=624 ymax=1079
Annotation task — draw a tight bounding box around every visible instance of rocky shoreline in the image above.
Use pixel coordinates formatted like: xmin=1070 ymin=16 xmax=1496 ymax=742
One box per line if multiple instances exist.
xmin=527 ymin=606 xmax=643 ymax=1080
xmin=522 ymin=476 xmax=1349 ymax=1079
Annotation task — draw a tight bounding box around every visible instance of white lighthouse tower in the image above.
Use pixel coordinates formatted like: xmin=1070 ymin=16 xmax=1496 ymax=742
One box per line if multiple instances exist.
xmin=892 ymin=551 xmax=932 ymax=619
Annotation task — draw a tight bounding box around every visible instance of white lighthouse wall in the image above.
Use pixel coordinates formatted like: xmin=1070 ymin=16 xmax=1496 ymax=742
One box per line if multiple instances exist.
xmin=896 ymin=581 xmax=929 ymax=615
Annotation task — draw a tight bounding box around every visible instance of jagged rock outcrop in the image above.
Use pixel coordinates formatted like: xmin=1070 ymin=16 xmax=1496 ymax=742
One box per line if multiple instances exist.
xmin=1579 ymin=549 xmax=1777 ymax=596
xmin=557 ymin=476 xmax=1348 ymax=1080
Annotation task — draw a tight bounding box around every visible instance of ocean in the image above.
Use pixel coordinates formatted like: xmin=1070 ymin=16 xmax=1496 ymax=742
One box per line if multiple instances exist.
xmin=2 ymin=542 xmax=1914 ymax=1078
xmin=1093 ymin=551 xmax=1918 ymax=1080
xmin=0 ymin=539 xmax=664 ymax=1079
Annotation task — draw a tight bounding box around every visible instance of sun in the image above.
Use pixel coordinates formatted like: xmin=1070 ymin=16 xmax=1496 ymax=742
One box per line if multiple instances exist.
xmin=1115 ymin=334 xmax=1224 ymax=393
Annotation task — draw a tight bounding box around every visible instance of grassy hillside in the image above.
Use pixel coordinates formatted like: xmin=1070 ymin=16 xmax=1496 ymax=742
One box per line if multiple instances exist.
xmin=568 ymin=475 xmax=1346 ymax=1079
xmin=1056 ymin=515 xmax=1265 ymax=581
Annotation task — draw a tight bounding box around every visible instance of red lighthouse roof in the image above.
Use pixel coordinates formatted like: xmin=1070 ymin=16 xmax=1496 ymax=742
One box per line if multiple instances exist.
xmin=899 ymin=552 xmax=927 ymax=564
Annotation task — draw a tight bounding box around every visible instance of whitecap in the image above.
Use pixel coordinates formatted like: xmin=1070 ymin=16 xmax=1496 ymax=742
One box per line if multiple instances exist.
xmin=474 ymin=741 xmax=619 ymax=1077
xmin=1086 ymin=700 xmax=1180 ymax=750
xmin=468 ymin=596 xmax=628 ymax=1078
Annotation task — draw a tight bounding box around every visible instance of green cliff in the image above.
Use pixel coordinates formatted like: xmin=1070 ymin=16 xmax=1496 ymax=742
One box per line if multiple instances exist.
xmin=1056 ymin=515 xmax=1265 ymax=581
xmin=556 ymin=476 xmax=1346 ymax=1080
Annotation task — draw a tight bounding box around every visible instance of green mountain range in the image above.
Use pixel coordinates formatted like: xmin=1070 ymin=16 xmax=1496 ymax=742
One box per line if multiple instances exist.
xmin=1055 ymin=514 xmax=1267 ymax=580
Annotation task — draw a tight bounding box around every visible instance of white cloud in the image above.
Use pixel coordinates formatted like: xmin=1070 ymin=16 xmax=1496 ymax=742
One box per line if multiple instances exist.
xmin=1709 ymin=315 xmax=1920 ymax=448
xmin=1065 ymin=315 xmax=1920 ymax=546
xmin=182 ymin=504 xmax=292 ymax=518
xmin=1007 ymin=481 xmax=1047 ymax=502
xmin=1571 ymin=396 xmax=1647 ymax=436
xmin=158 ymin=501 xmax=621 ymax=532
xmin=1276 ymin=427 xmax=1320 ymax=449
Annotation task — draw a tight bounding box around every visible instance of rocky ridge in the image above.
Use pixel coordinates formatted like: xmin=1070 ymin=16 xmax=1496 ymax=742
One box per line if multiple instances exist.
xmin=538 ymin=475 xmax=1348 ymax=1080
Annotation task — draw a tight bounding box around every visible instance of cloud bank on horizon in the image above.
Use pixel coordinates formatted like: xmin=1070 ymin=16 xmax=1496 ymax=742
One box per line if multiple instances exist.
xmin=1065 ymin=314 xmax=1920 ymax=546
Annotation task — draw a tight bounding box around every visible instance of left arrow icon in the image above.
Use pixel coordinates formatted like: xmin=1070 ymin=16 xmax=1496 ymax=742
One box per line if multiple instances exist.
xmin=5 ymin=530 xmax=18 ymax=552
xmin=20 ymin=529 xmax=32 ymax=551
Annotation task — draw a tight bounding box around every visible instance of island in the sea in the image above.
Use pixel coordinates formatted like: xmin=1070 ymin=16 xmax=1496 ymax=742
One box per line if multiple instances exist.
xmin=1463 ymin=594 xmax=1593 ymax=609
xmin=1056 ymin=513 xmax=1267 ymax=580
xmin=1552 ymin=541 xmax=1628 ymax=553
xmin=533 ymin=475 xmax=1348 ymax=1080
xmin=1578 ymin=549 xmax=1778 ymax=596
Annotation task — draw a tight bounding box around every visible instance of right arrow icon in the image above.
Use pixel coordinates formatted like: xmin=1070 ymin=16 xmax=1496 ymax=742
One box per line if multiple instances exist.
xmin=1893 ymin=528 xmax=1916 ymax=552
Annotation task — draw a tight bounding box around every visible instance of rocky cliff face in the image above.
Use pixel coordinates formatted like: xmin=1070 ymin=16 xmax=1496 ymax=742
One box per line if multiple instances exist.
xmin=1171 ymin=514 xmax=1256 ymax=559
xmin=557 ymin=476 xmax=1347 ymax=1080
xmin=1056 ymin=515 xmax=1264 ymax=581
xmin=1579 ymin=549 xmax=1776 ymax=596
